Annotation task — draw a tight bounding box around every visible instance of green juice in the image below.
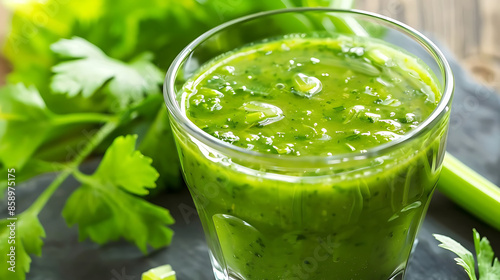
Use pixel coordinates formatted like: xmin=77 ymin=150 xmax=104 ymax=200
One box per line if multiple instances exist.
xmin=172 ymin=35 xmax=449 ymax=279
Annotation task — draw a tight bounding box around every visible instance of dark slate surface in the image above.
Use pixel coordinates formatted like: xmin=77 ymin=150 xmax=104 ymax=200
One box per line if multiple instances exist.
xmin=6 ymin=51 xmax=500 ymax=280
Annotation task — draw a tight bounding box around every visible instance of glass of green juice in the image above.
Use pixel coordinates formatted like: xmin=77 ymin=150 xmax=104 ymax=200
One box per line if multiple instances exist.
xmin=164 ymin=8 xmax=453 ymax=280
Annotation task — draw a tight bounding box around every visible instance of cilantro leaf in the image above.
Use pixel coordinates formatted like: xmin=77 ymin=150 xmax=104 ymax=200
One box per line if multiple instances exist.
xmin=0 ymin=213 xmax=45 ymax=280
xmin=473 ymin=229 xmax=500 ymax=280
xmin=50 ymin=37 xmax=163 ymax=110
xmin=0 ymin=84 xmax=55 ymax=169
xmin=63 ymin=135 xmax=174 ymax=253
xmin=434 ymin=233 xmax=477 ymax=280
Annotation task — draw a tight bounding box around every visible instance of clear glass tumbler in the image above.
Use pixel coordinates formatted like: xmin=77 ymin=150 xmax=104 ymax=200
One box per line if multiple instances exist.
xmin=164 ymin=8 xmax=454 ymax=280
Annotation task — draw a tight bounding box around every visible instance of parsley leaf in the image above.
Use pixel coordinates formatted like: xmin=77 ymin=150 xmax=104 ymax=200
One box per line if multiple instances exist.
xmin=0 ymin=212 xmax=45 ymax=280
xmin=50 ymin=37 xmax=163 ymax=110
xmin=473 ymin=229 xmax=500 ymax=280
xmin=434 ymin=233 xmax=477 ymax=280
xmin=434 ymin=229 xmax=500 ymax=280
xmin=62 ymin=135 xmax=174 ymax=253
xmin=0 ymin=84 xmax=55 ymax=169
xmin=94 ymin=134 xmax=159 ymax=195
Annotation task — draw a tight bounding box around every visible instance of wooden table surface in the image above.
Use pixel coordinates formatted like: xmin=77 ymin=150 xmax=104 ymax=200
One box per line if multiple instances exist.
xmin=357 ymin=0 xmax=500 ymax=91
xmin=1 ymin=0 xmax=500 ymax=90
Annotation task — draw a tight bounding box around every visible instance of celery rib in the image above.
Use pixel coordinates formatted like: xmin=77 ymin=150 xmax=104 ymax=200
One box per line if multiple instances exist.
xmin=438 ymin=153 xmax=500 ymax=231
xmin=142 ymin=265 xmax=176 ymax=280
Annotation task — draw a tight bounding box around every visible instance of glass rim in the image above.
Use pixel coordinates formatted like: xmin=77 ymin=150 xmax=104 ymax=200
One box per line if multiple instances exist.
xmin=164 ymin=7 xmax=454 ymax=164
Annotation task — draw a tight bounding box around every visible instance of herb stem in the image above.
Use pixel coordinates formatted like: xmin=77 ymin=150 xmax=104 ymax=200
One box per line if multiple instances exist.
xmin=72 ymin=168 xmax=92 ymax=183
xmin=29 ymin=120 xmax=119 ymax=215
xmin=52 ymin=112 xmax=116 ymax=126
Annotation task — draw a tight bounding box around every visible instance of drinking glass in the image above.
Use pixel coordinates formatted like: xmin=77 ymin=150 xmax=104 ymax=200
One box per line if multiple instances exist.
xmin=164 ymin=8 xmax=454 ymax=280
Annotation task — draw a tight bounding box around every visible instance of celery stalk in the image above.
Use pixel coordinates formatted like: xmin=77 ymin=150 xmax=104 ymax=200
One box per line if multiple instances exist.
xmin=438 ymin=153 xmax=500 ymax=231
xmin=142 ymin=265 xmax=176 ymax=280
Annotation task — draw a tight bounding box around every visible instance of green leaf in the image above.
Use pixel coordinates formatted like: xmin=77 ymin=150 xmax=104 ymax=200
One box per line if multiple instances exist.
xmin=63 ymin=135 xmax=174 ymax=253
xmin=0 ymin=83 xmax=115 ymax=171
xmin=50 ymin=37 xmax=163 ymax=110
xmin=433 ymin=233 xmax=477 ymax=280
xmin=94 ymin=134 xmax=159 ymax=195
xmin=473 ymin=229 xmax=500 ymax=280
xmin=0 ymin=212 xmax=46 ymax=280
xmin=50 ymin=36 xmax=106 ymax=58
xmin=0 ymin=84 xmax=54 ymax=169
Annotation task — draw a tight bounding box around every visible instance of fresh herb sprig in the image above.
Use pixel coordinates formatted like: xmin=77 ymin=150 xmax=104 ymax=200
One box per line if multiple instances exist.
xmin=0 ymin=38 xmax=174 ymax=280
xmin=434 ymin=229 xmax=500 ymax=280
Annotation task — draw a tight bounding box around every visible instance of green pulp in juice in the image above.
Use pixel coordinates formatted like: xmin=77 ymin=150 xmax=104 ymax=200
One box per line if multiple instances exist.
xmin=176 ymin=35 xmax=446 ymax=280
xmin=182 ymin=36 xmax=440 ymax=156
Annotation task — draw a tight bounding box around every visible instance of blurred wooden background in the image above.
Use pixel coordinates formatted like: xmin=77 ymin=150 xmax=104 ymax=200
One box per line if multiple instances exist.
xmin=0 ymin=0 xmax=499 ymax=90
xmin=358 ymin=0 xmax=500 ymax=91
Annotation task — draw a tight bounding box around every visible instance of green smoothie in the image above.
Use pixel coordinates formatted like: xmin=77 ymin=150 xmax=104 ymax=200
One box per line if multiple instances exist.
xmin=173 ymin=35 xmax=448 ymax=279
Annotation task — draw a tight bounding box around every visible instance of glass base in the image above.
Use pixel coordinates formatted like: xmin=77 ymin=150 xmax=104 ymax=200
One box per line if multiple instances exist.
xmin=214 ymin=272 xmax=405 ymax=280
xmin=212 ymin=265 xmax=406 ymax=280
xmin=209 ymin=239 xmax=414 ymax=280
xmin=209 ymin=251 xmax=227 ymax=280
